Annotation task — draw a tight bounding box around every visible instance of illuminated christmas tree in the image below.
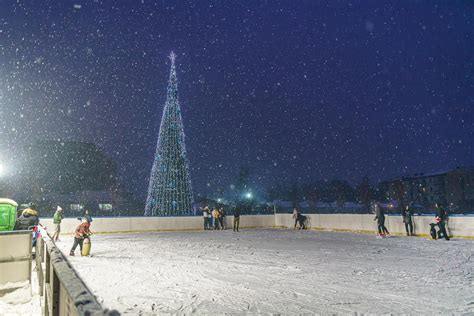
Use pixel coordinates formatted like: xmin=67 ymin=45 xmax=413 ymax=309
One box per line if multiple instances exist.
xmin=145 ymin=52 xmax=194 ymax=216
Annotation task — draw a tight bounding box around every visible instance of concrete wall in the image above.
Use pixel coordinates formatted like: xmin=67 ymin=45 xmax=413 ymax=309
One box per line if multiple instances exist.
xmin=40 ymin=214 xmax=473 ymax=238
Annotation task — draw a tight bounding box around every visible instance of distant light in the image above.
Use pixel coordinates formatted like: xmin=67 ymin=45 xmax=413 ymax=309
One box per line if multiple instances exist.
xmin=217 ymin=198 xmax=222 ymax=203
xmin=245 ymin=192 xmax=252 ymax=199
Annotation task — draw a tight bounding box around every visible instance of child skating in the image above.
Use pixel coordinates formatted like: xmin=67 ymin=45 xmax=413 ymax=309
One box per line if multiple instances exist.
xmin=70 ymin=218 xmax=92 ymax=256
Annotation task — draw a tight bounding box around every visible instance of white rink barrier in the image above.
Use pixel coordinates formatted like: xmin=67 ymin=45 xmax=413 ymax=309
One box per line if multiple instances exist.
xmin=40 ymin=214 xmax=473 ymax=238
xmin=276 ymin=214 xmax=474 ymax=237
xmin=40 ymin=215 xmax=275 ymax=235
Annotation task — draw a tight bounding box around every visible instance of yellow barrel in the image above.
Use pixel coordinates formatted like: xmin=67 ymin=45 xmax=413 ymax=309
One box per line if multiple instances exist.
xmin=81 ymin=237 xmax=91 ymax=256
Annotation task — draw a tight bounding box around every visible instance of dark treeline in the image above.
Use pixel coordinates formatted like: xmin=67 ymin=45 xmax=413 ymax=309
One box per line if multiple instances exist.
xmin=265 ymin=177 xmax=384 ymax=211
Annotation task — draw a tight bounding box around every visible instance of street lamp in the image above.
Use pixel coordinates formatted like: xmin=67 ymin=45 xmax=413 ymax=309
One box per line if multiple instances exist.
xmin=245 ymin=192 xmax=253 ymax=199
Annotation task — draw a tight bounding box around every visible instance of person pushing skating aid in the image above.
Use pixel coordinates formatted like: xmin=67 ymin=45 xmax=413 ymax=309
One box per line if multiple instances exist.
xmin=70 ymin=217 xmax=92 ymax=256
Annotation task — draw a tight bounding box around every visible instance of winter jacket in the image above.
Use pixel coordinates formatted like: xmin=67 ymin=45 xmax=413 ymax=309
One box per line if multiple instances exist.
xmin=212 ymin=210 xmax=219 ymax=219
xmin=402 ymin=208 xmax=412 ymax=223
xmin=374 ymin=204 xmax=384 ymax=220
xmin=75 ymin=222 xmax=91 ymax=239
xmin=15 ymin=212 xmax=39 ymax=230
xmin=53 ymin=211 xmax=63 ymax=224
xmin=234 ymin=209 xmax=241 ymax=218
xmin=436 ymin=208 xmax=447 ymax=221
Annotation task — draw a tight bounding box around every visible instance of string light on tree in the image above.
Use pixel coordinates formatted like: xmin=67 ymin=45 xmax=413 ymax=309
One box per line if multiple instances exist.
xmin=144 ymin=52 xmax=194 ymax=216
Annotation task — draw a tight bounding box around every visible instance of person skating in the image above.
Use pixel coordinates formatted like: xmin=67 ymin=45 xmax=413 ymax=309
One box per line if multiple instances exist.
xmin=292 ymin=208 xmax=299 ymax=229
xmin=52 ymin=206 xmax=64 ymax=241
xmin=202 ymin=206 xmax=210 ymax=230
xmin=402 ymin=204 xmax=414 ymax=236
xmin=373 ymin=202 xmax=389 ymax=238
xmin=218 ymin=207 xmax=226 ymax=230
xmin=70 ymin=218 xmax=92 ymax=256
xmin=435 ymin=203 xmax=450 ymax=241
xmin=297 ymin=213 xmax=307 ymax=230
xmin=233 ymin=206 xmax=241 ymax=232
xmin=207 ymin=210 xmax=212 ymax=230
xmin=212 ymin=207 xmax=220 ymax=230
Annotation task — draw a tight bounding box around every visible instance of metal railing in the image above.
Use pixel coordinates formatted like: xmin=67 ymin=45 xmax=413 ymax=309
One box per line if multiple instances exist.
xmin=35 ymin=231 xmax=119 ymax=315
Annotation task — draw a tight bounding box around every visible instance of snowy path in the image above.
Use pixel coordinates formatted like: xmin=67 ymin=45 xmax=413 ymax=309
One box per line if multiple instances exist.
xmin=57 ymin=229 xmax=474 ymax=314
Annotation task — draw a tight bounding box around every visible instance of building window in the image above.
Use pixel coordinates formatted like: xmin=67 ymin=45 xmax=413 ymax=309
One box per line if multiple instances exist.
xmin=99 ymin=203 xmax=113 ymax=211
xmin=70 ymin=204 xmax=83 ymax=212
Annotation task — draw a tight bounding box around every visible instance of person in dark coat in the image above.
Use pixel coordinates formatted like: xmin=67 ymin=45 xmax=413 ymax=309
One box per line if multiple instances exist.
xmin=202 ymin=206 xmax=210 ymax=230
xmin=219 ymin=208 xmax=226 ymax=230
xmin=15 ymin=203 xmax=39 ymax=230
xmin=402 ymin=204 xmax=414 ymax=236
xmin=297 ymin=213 xmax=307 ymax=230
xmin=292 ymin=208 xmax=299 ymax=229
xmin=435 ymin=203 xmax=450 ymax=241
xmin=373 ymin=202 xmax=389 ymax=238
xmin=233 ymin=206 xmax=241 ymax=232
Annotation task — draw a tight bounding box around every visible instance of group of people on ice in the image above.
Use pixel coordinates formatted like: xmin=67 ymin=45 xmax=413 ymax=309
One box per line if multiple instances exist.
xmin=51 ymin=206 xmax=94 ymax=253
xmin=52 ymin=206 xmax=93 ymax=256
xmin=372 ymin=201 xmax=450 ymax=240
xmin=201 ymin=205 xmax=241 ymax=232
xmin=201 ymin=206 xmax=227 ymax=230
xmin=13 ymin=203 xmax=94 ymax=255
xmin=288 ymin=201 xmax=450 ymax=240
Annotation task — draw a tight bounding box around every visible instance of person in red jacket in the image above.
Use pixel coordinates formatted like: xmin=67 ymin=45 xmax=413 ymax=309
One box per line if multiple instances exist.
xmin=69 ymin=218 xmax=92 ymax=256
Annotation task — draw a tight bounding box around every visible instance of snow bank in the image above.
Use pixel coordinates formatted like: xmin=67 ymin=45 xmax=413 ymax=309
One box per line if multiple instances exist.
xmin=0 ymin=279 xmax=41 ymax=315
xmin=56 ymin=229 xmax=474 ymax=314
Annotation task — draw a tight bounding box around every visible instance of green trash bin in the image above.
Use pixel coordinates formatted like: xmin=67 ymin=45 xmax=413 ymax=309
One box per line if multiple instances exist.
xmin=0 ymin=198 xmax=18 ymax=231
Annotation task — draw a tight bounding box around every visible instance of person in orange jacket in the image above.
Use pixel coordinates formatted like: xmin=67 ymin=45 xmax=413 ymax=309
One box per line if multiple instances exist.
xmin=69 ymin=218 xmax=92 ymax=256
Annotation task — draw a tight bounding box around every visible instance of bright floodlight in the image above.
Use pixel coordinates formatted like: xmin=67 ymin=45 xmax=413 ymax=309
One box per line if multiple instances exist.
xmin=245 ymin=192 xmax=253 ymax=199
xmin=0 ymin=163 xmax=4 ymax=177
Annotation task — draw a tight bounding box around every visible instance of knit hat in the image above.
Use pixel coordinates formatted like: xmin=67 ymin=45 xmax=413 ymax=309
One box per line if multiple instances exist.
xmin=57 ymin=206 xmax=63 ymax=212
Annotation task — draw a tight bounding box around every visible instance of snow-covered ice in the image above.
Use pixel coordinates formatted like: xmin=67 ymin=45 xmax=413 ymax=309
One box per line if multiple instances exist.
xmin=57 ymin=229 xmax=474 ymax=314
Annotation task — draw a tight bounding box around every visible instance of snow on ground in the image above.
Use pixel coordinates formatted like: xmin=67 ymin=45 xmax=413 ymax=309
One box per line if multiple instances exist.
xmin=0 ymin=273 xmax=41 ymax=315
xmin=57 ymin=229 xmax=474 ymax=314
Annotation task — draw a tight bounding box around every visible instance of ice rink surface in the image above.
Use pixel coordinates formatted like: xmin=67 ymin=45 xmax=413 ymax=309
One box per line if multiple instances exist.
xmin=57 ymin=229 xmax=474 ymax=314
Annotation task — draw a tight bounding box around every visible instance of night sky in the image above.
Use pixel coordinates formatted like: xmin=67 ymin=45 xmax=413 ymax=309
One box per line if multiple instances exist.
xmin=0 ymin=1 xmax=473 ymax=200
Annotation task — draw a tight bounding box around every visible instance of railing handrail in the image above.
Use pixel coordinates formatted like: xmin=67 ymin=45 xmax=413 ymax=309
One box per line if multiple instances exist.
xmin=37 ymin=227 xmax=119 ymax=315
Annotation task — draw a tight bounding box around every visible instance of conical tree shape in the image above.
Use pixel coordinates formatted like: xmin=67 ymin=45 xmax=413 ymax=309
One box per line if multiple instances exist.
xmin=145 ymin=52 xmax=194 ymax=216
